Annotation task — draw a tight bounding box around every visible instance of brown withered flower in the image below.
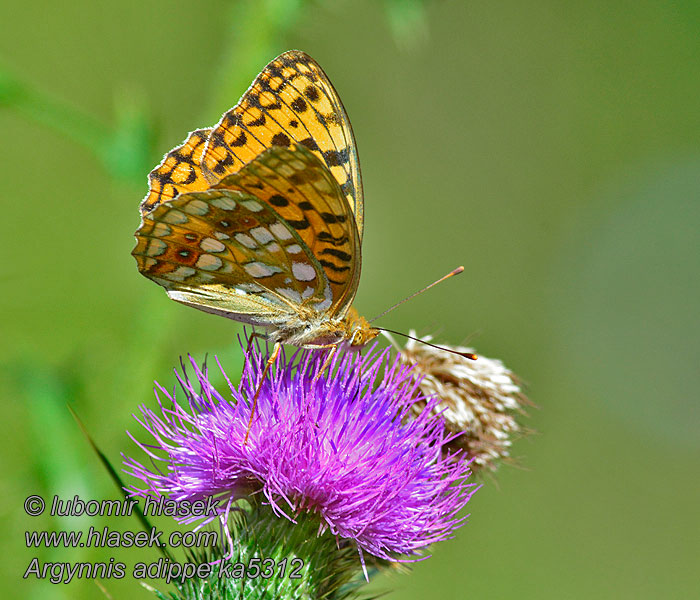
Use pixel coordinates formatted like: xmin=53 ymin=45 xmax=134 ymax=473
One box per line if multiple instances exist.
xmin=397 ymin=332 xmax=530 ymax=473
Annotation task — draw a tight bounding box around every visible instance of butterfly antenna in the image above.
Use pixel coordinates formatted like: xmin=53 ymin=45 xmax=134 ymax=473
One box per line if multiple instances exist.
xmin=369 ymin=266 xmax=464 ymax=323
xmin=377 ymin=327 xmax=477 ymax=360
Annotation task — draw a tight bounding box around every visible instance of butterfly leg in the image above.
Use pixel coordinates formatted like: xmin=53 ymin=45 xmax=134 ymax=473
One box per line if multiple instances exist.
xmin=354 ymin=346 xmax=363 ymax=400
xmin=312 ymin=344 xmax=338 ymax=384
xmin=243 ymin=341 xmax=282 ymax=445
xmin=244 ymin=329 xmax=269 ymax=355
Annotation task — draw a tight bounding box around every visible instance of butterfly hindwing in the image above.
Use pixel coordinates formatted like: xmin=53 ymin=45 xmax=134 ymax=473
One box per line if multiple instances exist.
xmin=202 ymin=50 xmax=364 ymax=237
xmin=214 ymin=143 xmax=361 ymax=315
xmin=133 ymin=187 xmax=334 ymax=324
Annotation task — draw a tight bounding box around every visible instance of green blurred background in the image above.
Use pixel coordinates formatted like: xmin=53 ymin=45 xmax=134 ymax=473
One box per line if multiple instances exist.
xmin=2 ymin=1 xmax=698 ymax=598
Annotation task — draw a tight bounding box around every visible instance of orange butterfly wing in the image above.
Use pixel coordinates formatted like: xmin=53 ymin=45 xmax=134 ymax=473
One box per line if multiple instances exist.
xmin=140 ymin=128 xmax=215 ymax=216
xmin=202 ymin=50 xmax=364 ymax=237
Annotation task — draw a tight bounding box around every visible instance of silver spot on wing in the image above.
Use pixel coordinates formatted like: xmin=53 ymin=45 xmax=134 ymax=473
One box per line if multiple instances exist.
xmin=162 ymin=209 xmax=188 ymax=224
xmin=211 ymin=196 xmax=237 ymax=210
xmin=250 ymin=227 xmax=274 ymax=245
xmin=241 ymin=199 xmax=264 ymax=212
xmin=168 ymin=266 xmax=196 ymax=281
xmin=146 ymin=239 xmax=167 ymax=256
xmin=234 ymin=233 xmax=257 ymax=249
xmin=244 ymin=262 xmax=282 ymax=278
xmin=196 ymin=254 xmax=223 ymax=271
xmin=152 ymin=222 xmax=172 ymax=237
xmin=292 ymin=262 xmax=316 ymax=281
xmin=270 ymin=222 xmax=293 ymax=240
xmin=183 ymin=199 xmax=210 ymax=216
xmin=200 ymin=237 xmax=226 ymax=252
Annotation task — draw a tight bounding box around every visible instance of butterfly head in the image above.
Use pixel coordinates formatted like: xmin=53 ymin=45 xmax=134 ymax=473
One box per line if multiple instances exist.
xmin=343 ymin=308 xmax=380 ymax=348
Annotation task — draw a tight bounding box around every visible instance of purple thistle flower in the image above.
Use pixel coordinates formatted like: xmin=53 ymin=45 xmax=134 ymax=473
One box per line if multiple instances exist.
xmin=124 ymin=342 xmax=479 ymax=562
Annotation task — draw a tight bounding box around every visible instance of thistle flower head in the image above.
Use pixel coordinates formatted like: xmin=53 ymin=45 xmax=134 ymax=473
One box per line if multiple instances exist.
xmin=398 ymin=332 xmax=529 ymax=472
xmin=124 ymin=341 xmax=478 ymax=562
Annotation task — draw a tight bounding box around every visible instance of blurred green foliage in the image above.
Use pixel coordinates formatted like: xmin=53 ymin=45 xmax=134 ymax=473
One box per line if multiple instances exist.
xmin=1 ymin=1 xmax=698 ymax=599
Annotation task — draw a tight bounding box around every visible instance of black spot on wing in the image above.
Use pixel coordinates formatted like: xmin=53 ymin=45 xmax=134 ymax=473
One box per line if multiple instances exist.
xmin=291 ymin=97 xmax=308 ymax=112
xmin=322 ymin=148 xmax=350 ymax=167
xmin=271 ymin=132 xmax=291 ymax=147
xmin=213 ymin=152 xmax=235 ymax=174
xmin=286 ymin=217 xmax=311 ymax=230
xmin=247 ymin=114 xmax=267 ymax=127
xmin=246 ymin=93 xmax=261 ymax=108
xmin=262 ymin=98 xmax=282 ymax=110
xmin=320 ymin=212 xmax=347 ymax=224
xmin=230 ymin=131 xmax=248 ymax=147
xmin=299 ymin=137 xmax=320 ymax=152
xmin=181 ymin=167 xmax=197 ymax=185
xmin=321 ymin=248 xmax=352 ymax=262
xmin=304 ymin=86 xmax=320 ymax=102
xmin=268 ymin=194 xmax=289 ymax=207
xmin=318 ymin=231 xmax=349 ymax=245
xmin=320 ymin=259 xmax=350 ymax=272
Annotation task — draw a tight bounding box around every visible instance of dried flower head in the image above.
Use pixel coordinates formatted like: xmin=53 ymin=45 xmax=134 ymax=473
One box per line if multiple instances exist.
xmin=124 ymin=342 xmax=478 ymax=563
xmin=398 ymin=332 xmax=529 ymax=472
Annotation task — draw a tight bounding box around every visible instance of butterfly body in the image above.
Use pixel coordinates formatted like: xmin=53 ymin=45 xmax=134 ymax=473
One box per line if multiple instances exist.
xmin=169 ymin=291 xmax=376 ymax=349
xmin=133 ymin=51 xmax=377 ymax=353
xmin=258 ymin=306 xmax=376 ymax=349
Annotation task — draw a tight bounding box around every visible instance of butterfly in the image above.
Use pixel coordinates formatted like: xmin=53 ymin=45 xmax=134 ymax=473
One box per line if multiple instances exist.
xmin=132 ymin=50 xmax=379 ymax=373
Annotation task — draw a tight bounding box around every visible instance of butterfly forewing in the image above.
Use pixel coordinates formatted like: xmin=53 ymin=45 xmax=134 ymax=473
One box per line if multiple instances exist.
xmin=202 ymin=50 xmax=364 ymax=237
xmin=214 ymin=143 xmax=361 ymax=315
xmin=140 ymin=128 xmax=216 ymax=216
xmin=133 ymin=187 xmax=334 ymax=323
